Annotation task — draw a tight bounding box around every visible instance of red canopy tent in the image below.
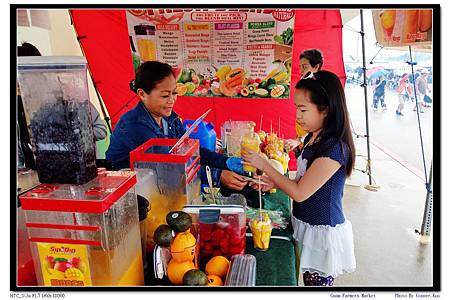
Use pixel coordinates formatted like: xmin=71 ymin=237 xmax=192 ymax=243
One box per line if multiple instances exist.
xmin=70 ymin=9 xmax=345 ymax=169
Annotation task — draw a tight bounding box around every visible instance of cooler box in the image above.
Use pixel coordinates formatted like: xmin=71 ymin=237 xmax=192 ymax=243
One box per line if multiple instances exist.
xmin=183 ymin=205 xmax=246 ymax=268
xmin=17 ymin=56 xmax=97 ymax=185
xmin=19 ymin=170 xmax=144 ymax=286
xmin=130 ymin=138 xmax=201 ymax=253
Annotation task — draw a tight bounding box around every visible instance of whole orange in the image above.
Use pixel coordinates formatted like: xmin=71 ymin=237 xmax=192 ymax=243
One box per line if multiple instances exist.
xmin=207 ymin=274 xmax=224 ymax=286
xmin=167 ymin=259 xmax=196 ymax=285
xmin=170 ymin=230 xmax=196 ymax=263
xmin=205 ymin=256 xmax=230 ymax=278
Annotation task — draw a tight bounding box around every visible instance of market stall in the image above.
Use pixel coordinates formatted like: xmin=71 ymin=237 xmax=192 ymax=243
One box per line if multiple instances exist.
xmin=16 ymin=8 xmax=346 ymax=287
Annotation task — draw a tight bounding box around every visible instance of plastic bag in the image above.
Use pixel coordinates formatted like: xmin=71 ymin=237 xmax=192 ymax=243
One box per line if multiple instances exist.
xmin=245 ymin=208 xmax=287 ymax=229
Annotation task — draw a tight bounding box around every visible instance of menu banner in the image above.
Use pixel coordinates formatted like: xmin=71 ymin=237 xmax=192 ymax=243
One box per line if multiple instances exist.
xmin=126 ymin=9 xmax=295 ymax=99
xmin=372 ymin=9 xmax=432 ymax=47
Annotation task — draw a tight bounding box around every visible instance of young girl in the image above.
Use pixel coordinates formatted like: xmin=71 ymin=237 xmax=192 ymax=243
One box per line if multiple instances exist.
xmin=242 ymin=70 xmax=356 ymax=286
xmin=286 ymin=49 xmax=324 ymax=152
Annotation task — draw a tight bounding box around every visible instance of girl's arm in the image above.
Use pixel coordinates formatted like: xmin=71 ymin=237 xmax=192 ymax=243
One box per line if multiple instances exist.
xmin=243 ymin=151 xmax=341 ymax=202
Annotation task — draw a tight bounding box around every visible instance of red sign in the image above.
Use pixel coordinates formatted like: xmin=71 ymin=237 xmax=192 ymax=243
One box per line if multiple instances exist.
xmin=273 ymin=9 xmax=295 ymax=22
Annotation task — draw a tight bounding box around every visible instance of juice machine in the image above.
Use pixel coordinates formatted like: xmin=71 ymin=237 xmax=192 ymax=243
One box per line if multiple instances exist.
xmin=19 ymin=170 xmax=144 ymax=286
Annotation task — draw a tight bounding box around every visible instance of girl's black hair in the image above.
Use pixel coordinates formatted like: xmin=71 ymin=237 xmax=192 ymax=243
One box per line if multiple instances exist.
xmin=299 ymin=49 xmax=324 ymax=70
xmin=295 ymin=70 xmax=355 ymax=177
xmin=130 ymin=61 xmax=175 ymax=94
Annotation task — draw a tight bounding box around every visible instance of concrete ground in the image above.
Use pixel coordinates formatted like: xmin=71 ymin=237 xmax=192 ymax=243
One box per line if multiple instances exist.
xmin=333 ymin=130 xmax=433 ymax=286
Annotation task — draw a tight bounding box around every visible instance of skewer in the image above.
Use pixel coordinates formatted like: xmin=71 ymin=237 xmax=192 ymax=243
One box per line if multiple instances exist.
xmin=258 ymin=176 xmax=263 ymax=221
xmin=278 ymin=117 xmax=281 ymax=137
xmin=260 ymin=115 xmax=263 ymax=132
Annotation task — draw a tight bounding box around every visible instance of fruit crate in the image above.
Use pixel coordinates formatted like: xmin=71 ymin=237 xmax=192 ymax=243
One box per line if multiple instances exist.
xmin=19 ymin=170 xmax=144 ymax=286
xmin=130 ymin=138 xmax=201 ymax=253
xmin=182 ymin=205 xmax=246 ymax=268
xmin=17 ymin=56 xmax=97 ymax=185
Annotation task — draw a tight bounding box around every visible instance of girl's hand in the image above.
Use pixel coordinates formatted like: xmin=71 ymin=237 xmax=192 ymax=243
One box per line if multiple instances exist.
xmin=285 ymin=139 xmax=301 ymax=151
xmin=249 ymin=174 xmax=275 ymax=192
xmin=241 ymin=149 xmax=269 ymax=173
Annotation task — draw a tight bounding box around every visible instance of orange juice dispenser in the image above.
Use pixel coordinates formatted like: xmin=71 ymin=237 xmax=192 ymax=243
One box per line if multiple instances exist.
xmin=129 ymin=138 xmax=201 ymax=254
xmin=17 ymin=56 xmax=97 ymax=185
xmin=134 ymin=24 xmax=157 ymax=62
xmin=19 ymin=170 xmax=144 ymax=286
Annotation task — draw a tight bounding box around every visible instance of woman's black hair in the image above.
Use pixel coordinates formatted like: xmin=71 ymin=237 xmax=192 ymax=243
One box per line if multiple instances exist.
xmin=130 ymin=61 xmax=175 ymax=94
xmin=18 ymin=42 xmax=42 ymax=56
xmin=295 ymin=70 xmax=355 ymax=177
xmin=299 ymin=49 xmax=324 ymax=70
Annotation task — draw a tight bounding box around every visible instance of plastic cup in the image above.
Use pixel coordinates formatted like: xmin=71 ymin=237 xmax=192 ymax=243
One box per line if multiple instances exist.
xmin=241 ymin=134 xmax=260 ymax=173
xmin=250 ymin=214 xmax=272 ymax=251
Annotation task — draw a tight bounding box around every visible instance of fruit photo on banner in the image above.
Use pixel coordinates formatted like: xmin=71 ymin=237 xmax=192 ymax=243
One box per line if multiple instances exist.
xmin=372 ymin=9 xmax=432 ymax=47
xmin=126 ymin=9 xmax=295 ymax=99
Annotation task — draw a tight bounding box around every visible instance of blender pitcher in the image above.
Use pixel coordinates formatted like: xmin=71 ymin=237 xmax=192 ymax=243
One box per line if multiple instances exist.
xmin=134 ymin=24 xmax=157 ymax=62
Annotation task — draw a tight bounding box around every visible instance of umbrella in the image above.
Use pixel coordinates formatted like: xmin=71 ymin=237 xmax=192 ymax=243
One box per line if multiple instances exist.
xmin=368 ymin=69 xmax=389 ymax=80
xmin=366 ymin=66 xmax=384 ymax=76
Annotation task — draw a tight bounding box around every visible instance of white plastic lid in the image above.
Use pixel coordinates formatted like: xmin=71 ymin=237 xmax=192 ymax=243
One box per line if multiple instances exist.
xmin=17 ymin=56 xmax=87 ymax=70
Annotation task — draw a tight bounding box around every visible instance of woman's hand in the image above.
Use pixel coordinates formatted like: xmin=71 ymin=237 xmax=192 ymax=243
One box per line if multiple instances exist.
xmin=220 ymin=170 xmax=248 ymax=190
xmin=285 ymin=138 xmax=301 ymax=151
xmin=241 ymin=149 xmax=269 ymax=173
xmin=249 ymin=174 xmax=275 ymax=192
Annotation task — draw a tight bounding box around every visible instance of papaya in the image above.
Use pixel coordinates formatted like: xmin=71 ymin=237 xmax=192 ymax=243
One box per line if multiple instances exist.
xmin=225 ymin=75 xmax=244 ymax=89
xmin=240 ymin=87 xmax=250 ymax=97
xmin=225 ymin=68 xmax=245 ymax=82
xmin=220 ymin=81 xmax=237 ymax=97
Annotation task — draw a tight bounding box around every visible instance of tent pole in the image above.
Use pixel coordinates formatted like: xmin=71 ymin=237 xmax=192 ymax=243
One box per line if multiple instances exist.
xmin=408 ymin=45 xmax=429 ymax=185
xmin=359 ymin=9 xmax=374 ymax=186
xmin=419 ymin=161 xmax=433 ymax=244
xmin=406 ymin=45 xmax=432 ymax=244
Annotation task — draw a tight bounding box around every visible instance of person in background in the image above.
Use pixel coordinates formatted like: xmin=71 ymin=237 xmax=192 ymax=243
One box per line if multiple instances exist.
xmin=242 ymin=70 xmax=356 ymax=286
xmin=286 ymin=49 xmax=324 ymax=155
xmin=17 ymin=43 xmax=42 ymax=169
xmin=106 ymin=61 xmax=248 ymax=191
xmin=414 ymin=70 xmax=429 ymax=113
xmin=372 ymin=75 xmax=387 ymax=111
xmin=90 ymin=103 xmax=107 ymax=142
xmin=395 ymin=74 xmax=412 ymax=116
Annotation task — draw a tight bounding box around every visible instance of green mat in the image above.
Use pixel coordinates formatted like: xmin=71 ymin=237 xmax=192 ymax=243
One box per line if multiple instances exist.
xmin=262 ymin=189 xmax=291 ymax=219
xmin=246 ymin=189 xmax=297 ymax=286
xmin=246 ymin=227 xmax=297 ymax=286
